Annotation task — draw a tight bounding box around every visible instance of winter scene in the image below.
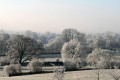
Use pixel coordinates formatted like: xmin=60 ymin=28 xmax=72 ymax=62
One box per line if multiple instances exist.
xmin=0 ymin=0 xmax=120 ymax=80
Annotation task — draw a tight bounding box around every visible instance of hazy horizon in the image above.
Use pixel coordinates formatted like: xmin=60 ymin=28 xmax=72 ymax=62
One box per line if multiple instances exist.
xmin=0 ymin=0 xmax=120 ymax=33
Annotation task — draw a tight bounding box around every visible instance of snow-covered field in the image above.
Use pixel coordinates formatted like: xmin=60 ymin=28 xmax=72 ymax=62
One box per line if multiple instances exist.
xmin=0 ymin=69 xmax=120 ymax=80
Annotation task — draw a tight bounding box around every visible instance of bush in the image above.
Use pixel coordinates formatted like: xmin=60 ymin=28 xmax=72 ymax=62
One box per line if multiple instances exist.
xmin=63 ymin=59 xmax=79 ymax=71
xmin=14 ymin=64 xmax=22 ymax=73
xmin=0 ymin=57 xmax=10 ymax=66
xmin=28 ymin=59 xmax=43 ymax=73
xmin=3 ymin=64 xmax=21 ymax=77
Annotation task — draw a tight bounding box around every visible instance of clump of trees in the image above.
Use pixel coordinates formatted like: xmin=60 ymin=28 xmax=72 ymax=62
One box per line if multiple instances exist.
xmin=86 ymin=48 xmax=113 ymax=69
xmin=61 ymin=29 xmax=88 ymax=70
xmin=0 ymin=28 xmax=120 ymax=75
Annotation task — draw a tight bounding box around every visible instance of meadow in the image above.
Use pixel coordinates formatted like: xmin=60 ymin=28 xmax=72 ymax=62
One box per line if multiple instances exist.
xmin=0 ymin=68 xmax=120 ymax=80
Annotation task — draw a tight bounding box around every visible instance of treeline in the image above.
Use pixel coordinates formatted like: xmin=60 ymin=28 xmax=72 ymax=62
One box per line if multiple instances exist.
xmin=0 ymin=29 xmax=120 ymax=68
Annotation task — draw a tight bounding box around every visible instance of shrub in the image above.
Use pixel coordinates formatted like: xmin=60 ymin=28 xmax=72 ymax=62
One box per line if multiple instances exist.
xmin=3 ymin=64 xmax=21 ymax=77
xmin=0 ymin=57 xmax=10 ymax=66
xmin=28 ymin=59 xmax=43 ymax=73
xmin=14 ymin=64 xmax=22 ymax=73
xmin=53 ymin=66 xmax=65 ymax=80
xmin=63 ymin=58 xmax=79 ymax=71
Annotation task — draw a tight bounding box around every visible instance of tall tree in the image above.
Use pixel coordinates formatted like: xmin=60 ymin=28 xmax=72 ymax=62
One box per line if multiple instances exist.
xmin=44 ymin=37 xmax=64 ymax=53
xmin=61 ymin=28 xmax=85 ymax=42
xmin=6 ymin=35 xmax=43 ymax=65
xmin=61 ymin=39 xmax=88 ymax=70
xmin=87 ymin=34 xmax=106 ymax=50
xmin=104 ymin=32 xmax=120 ymax=51
xmin=0 ymin=32 xmax=10 ymax=54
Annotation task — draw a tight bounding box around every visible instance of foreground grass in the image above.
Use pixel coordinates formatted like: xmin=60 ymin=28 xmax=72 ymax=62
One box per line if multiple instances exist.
xmin=0 ymin=69 xmax=120 ymax=80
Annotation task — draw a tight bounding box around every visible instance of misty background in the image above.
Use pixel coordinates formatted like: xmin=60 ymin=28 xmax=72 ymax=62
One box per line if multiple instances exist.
xmin=0 ymin=0 xmax=120 ymax=33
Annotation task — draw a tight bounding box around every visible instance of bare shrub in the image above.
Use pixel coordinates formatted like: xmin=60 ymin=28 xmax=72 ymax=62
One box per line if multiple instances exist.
xmin=3 ymin=64 xmax=21 ymax=77
xmin=109 ymin=69 xmax=120 ymax=80
xmin=53 ymin=66 xmax=65 ymax=80
xmin=28 ymin=59 xmax=43 ymax=73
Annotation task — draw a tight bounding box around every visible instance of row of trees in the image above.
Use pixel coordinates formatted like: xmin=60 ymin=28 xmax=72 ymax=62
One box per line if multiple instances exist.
xmin=0 ymin=29 xmax=120 ymax=67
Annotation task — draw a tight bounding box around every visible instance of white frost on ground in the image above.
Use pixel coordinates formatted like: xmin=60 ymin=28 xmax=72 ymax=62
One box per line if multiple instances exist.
xmin=0 ymin=69 xmax=120 ymax=80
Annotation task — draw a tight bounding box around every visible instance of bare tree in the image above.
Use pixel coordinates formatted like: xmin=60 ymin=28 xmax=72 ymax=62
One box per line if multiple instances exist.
xmin=6 ymin=35 xmax=43 ymax=65
xmin=109 ymin=69 xmax=120 ymax=80
xmin=95 ymin=69 xmax=101 ymax=80
xmin=53 ymin=66 xmax=65 ymax=80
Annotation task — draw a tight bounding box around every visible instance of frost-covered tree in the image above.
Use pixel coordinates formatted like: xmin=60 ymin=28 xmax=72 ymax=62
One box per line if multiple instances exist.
xmin=44 ymin=37 xmax=64 ymax=53
xmin=86 ymin=48 xmax=113 ymax=68
xmin=104 ymin=32 xmax=120 ymax=51
xmin=24 ymin=30 xmax=38 ymax=40
xmin=61 ymin=28 xmax=85 ymax=42
xmin=0 ymin=31 xmax=10 ymax=54
xmin=61 ymin=39 xmax=87 ymax=70
xmin=6 ymin=35 xmax=44 ymax=65
xmin=92 ymin=34 xmax=106 ymax=49
xmin=86 ymin=34 xmax=106 ymax=53
xmin=38 ymin=32 xmax=58 ymax=44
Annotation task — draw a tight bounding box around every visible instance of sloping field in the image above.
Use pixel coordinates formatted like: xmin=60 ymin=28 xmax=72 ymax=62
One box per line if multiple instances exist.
xmin=0 ymin=69 xmax=120 ymax=80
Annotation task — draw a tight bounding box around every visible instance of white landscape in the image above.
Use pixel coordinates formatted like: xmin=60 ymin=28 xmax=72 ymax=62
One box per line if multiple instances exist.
xmin=0 ymin=0 xmax=120 ymax=80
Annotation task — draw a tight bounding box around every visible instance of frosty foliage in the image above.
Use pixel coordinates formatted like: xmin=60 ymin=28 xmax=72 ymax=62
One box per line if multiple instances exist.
xmin=63 ymin=58 xmax=80 ymax=70
xmin=0 ymin=57 xmax=10 ymax=66
xmin=61 ymin=28 xmax=86 ymax=42
xmin=0 ymin=32 xmax=10 ymax=54
xmin=92 ymin=34 xmax=106 ymax=49
xmin=6 ymin=34 xmax=44 ymax=65
xmin=3 ymin=64 xmax=21 ymax=77
xmin=61 ymin=39 xmax=87 ymax=60
xmin=44 ymin=37 xmax=64 ymax=53
xmin=28 ymin=59 xmax=43 ymax=73
xmin=86 ymin=48 xmax=113 ymax=69
xmin=61 ymin=39 xmax=87 ymax=70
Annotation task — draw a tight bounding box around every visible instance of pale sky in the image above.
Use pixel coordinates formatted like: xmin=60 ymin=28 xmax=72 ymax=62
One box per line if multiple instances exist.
xmin=0 ymin=0 xmax=120 ymax=33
